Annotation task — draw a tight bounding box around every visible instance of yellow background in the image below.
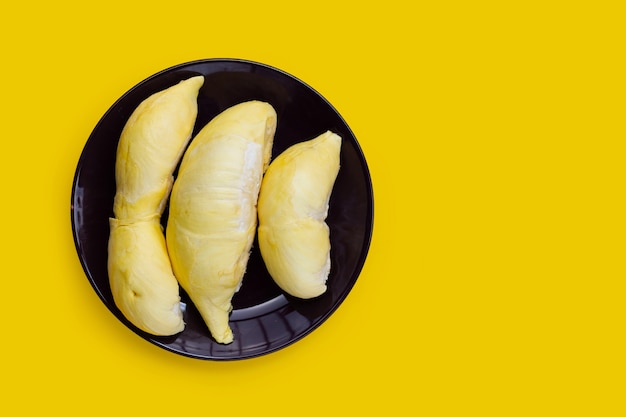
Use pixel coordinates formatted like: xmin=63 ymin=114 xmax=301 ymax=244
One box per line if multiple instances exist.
xmin=1 ymin=1 xmax=624 ymax=415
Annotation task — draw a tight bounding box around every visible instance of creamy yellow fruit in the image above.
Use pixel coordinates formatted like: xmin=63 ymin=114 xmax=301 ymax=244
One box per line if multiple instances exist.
xmin=113 ymin=76 xmax=205 ymax=220
xmin=108 ymin=218 xmax=184 ymax=334
xmin=108 ymin=76 xmax=204 ymax=336
xmin=166 ymin=101 xmax=277 ymax=344
xmin=257 ymin=131 xmax=341 ymax=299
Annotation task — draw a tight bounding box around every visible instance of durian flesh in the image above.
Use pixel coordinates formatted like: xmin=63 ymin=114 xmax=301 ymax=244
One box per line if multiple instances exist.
xmin=108 ymin=218 xmax=184 ymax=334
xmin=257 ymin=131 xmax=341 ymax=299
xmin=113 ymin=76 xmax=204 ymax=219
xmin=166 ymin=101 xmax=277 ymax=344
xmin=107 ymin=76 xmax=204 ymax=336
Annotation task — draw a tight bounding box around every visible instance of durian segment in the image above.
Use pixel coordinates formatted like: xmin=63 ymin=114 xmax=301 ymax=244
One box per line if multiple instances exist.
xmin=113 ymin=76 xmax=205 ymax=220
xmin=108 ymin=76 xmax=204 ymax=336
xmin=257 ymin=131 xmax=341 ymax=299
xmin=166 ymin=101 xmax=277 ymax=344
xmin=108 ymin=218 xmax=184 ymax=335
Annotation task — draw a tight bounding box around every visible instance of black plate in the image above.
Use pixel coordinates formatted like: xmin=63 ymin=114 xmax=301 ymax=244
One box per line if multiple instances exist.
xmin=71 ymin=58 xmax=373 ymax=360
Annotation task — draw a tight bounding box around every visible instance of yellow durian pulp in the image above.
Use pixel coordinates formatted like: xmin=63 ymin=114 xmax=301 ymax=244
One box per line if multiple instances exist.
xmin=107 ymin=76 xmax=204 ymax=336
xmin=108 ymin=218 xmax=184 ymax=333
xmin=166 ymin=101 xmax=277 ymax=344
xmin=257 ymin=131 xmax=341 ymax=299
xmin=113 ymin=76 xmax=204 ymax=219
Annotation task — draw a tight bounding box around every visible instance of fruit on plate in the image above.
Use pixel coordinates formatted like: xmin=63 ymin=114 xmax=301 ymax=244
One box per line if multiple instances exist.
xmin=108 ymin=219 xmax=185 ymax=334
xmin=166 ymin=101 xmax=277 ymax=344
xmin=107 ymin=76 xmax=204 ymax=335
xmin=257 ymin=131 xmax=341 ymax=299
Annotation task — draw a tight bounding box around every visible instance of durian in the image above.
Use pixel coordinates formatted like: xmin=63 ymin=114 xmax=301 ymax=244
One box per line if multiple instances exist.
xmin=107 ymin=76 xmax=204 ymax=335
xmin=257 ymin=131 xmax=341 ymax=299
xmin=166 ymin=101 xmax=277 ymax=344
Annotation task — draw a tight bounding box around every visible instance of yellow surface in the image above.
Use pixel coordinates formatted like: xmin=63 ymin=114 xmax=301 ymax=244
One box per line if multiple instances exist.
xmin=1 ymin=1 xmax=624 ymax=415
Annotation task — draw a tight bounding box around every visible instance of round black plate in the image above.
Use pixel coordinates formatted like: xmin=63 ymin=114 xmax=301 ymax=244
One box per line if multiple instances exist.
xmin=71 ymin=58 xmax=374 ymax=360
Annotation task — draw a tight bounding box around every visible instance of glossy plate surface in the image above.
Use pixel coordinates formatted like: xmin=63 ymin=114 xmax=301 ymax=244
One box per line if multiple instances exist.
xmin=71 ymin=59 xmax=373 ymax=360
